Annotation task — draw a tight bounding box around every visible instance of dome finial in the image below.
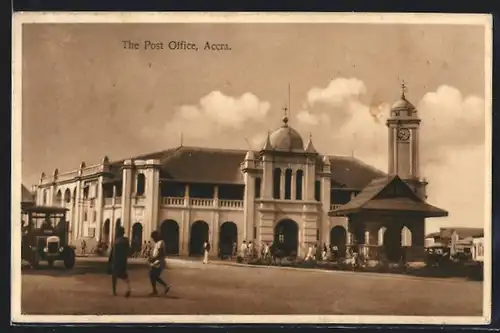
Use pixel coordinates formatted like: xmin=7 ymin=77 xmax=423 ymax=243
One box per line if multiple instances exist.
xmin=282 ymin=106 xmax=289 ymax=127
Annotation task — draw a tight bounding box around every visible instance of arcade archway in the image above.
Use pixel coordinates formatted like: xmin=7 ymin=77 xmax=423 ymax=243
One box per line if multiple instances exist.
xmin=131 ymin=223 xmax=143 ymax=253
xmin=330 ymin=226 xmax=347 ymax=257
xmin=115 ymin=218 xmax=122 ymax=237
xmin=160 ymin=219 xmax=180 ymax=255
xmin=274 ymin=219 xmax=299 ymax=257
xmin=219 ymin=222 xmax=237 ymax=258
xmin=189 ymin=220 xmax=209 ymax=256
xmin=383 ymin=225 xmax=403 ymax=262
xmin=102 ymin=219 xmax=111 ymax=244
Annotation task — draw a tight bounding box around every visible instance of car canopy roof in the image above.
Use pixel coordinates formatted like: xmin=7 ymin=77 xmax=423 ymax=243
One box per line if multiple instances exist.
xmin=22 ymin=205 xmax=68 ymax=214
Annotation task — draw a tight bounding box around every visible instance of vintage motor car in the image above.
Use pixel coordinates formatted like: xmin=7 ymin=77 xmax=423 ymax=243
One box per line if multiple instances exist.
xmin=21 ymin=205 xmax=76 ymax=269
xmin=424 ymin=242 xmax=451 ymax=268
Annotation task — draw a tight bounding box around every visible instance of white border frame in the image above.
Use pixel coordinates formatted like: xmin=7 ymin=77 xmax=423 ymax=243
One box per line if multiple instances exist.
xmin=11 ymin=12 xmax=493 ymax=325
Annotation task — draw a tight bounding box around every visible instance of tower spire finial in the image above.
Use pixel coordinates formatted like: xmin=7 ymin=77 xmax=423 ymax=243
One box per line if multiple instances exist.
xmin=401 ymin=80 xmax=408 ymax=99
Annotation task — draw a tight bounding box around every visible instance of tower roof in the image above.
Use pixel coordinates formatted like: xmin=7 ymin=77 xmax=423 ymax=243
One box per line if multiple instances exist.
xmin=389 ymin=82 xmax=418 ymax=118
xmin=305 ymin=133 xmax=317 ymax=154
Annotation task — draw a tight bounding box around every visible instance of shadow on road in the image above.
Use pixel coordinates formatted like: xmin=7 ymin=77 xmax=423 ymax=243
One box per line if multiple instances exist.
xmin=21 ymin=259 xmax=147 ymax=277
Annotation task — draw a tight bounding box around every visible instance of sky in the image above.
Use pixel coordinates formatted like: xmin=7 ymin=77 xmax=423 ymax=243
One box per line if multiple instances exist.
xmin=21 ymin=22 xmax=488 ymax=233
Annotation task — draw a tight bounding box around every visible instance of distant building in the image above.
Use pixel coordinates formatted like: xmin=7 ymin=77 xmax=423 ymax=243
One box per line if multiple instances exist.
xmin=32 ymin=86 xmax=447 ymax=260
xmin=21 ymin=184 xmax=35 ymax=209
xmin=425 ymin=227 xmax=484 ymax=261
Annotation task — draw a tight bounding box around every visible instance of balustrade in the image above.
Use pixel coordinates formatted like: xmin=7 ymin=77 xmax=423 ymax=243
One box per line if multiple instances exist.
xmin=330 ymin=204 xmax=343 ymax=211
xmin=160 ymin=197 xmax=244 ymax=210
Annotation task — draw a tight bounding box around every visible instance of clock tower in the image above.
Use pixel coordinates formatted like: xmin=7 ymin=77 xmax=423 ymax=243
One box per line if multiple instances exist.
xmin=386 ymin=83 xmax=427 ymax=200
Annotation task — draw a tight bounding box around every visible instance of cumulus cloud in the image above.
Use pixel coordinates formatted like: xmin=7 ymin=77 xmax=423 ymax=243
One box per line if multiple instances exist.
xmin=167 ymin=91 xmax=271 ymax=140
xmin=307 ymin=78 xmax=367 ymax=107
xmin=295 ymin=78 xmax=487 ymax=232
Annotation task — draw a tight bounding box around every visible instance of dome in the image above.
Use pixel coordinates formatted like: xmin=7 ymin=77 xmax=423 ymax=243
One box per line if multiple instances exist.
xmin=267 ymin=117 xmax=304 ymax=151
xmin=391 ymin=97 xmax=416 ymax=112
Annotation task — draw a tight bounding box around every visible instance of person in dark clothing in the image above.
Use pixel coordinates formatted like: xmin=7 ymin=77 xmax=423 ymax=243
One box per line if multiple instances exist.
xmin=148 ymin=231 xmax=170 ymax=296
xmin=108 ymin=226 xmax=131 ymax=297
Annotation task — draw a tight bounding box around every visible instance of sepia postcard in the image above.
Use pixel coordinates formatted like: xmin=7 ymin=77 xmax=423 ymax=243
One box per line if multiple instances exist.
xmin=11 ymin=12 xmax=492 ymax=325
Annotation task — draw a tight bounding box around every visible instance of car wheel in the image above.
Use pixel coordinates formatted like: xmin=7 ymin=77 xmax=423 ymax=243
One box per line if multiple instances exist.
xmin=63 ymin=250 xmax=75 ymax=269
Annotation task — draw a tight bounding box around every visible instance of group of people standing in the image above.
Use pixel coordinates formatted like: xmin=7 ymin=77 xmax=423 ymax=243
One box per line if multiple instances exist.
xmin=107 ymin=226 xmax=170 ymax=297
xmin=305 ymin=243 xmax=342 ymax=261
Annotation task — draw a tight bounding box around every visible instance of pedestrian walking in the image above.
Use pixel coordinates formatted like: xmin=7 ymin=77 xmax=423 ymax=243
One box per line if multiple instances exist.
xmin=107 ymin=226 xmax=131 ymax=297
xmin=263 ymin=242 xmax=270 ymax=260
xmin=148 ymin=231 xmax=170 ymax=296
xmin=203 ymin=241 xmax=211 ymax=264
xmin=232 ymin=241 xmax=237 ymax=259
xmin=305 ymin=244 xmax=314 ymax=261
xmin=81 ymin=239 xmax=87 ymax=255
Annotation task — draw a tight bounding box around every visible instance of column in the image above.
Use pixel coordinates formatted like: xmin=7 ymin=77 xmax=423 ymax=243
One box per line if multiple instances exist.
xmin=280 ymin=169 xmax=285 ymax=200
xmin=112 ymin=185 xmax=116 ymax=206
xmin=320 ymin=174 xmax=331 ymax=246
xmin=291 ymin=171 xmax=296 ymax=200
xmin=388 ymin=126 xmax=395 ymax=174
xmin=212 ymin=212 xmax=220 ymax=257
xmin=121 ymin=160 xmax=133 ymax=238
xmin=213 ymin=185 xmax=219 ymax=207
xmin=243 ymin=173 xmax=255 ymax=242
xmin=180 ymin=184 xmax=190 ymax=256
xmin=144 ymin=160 xmax=161 ymax=246
xmin=184 ymin=184 xmax=190 ymax=207
xmin=261 ymin=155 xmax=273 ymax=199
xmin=74 ymin=181 xmax=82 ymax=240
xmin=306 ymin=159 xmax=315 ymax=201
xmin=95 ymin=176 xmax=104 ymax=241
xmin=412 ymin=128 xmax=420 ymax=179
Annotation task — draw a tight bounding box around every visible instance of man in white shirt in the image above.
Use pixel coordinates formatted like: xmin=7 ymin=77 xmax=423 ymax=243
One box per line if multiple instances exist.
xmin=148 ymin=231 xmax=170 ymax=296
xmin=240 ymin=240 xmax=247 ymax=258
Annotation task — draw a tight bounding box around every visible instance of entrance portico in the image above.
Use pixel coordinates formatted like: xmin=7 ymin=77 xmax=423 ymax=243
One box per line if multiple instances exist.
xmin=330 ymin=175 xmax=448 ymax=262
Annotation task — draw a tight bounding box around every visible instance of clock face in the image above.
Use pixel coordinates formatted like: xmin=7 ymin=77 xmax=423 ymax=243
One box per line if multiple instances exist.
xmin=397 ymin=128 xmax=411 ymax=141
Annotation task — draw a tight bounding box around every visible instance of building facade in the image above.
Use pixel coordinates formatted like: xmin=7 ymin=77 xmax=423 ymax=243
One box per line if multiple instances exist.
xmin=32 ymin=88 xmax=448 ymax=260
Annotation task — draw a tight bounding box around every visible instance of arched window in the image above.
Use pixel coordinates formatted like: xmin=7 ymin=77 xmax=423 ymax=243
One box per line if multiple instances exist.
xmin=314 ymin=180 xmax=321 ymax=201
xmin=137 ymin=173 xmax=146 ymax=196
xmin=55 ymin=190 xmax=62 ymax=206
xmin=401 ymin=226 xmax=412 ymax=246
xmin=254 ymin=177 xmax=261 ymax=198
xmin=273 ymin=168 xmax=281 ymax=199
xmin=83 ymin=185 xmax=90 ymax=199
xmin=378 ymin=227 xmax=387 ymax=245
xmin=284 ymin=168 xmax=292 ymax=200
xmin=43 ymin=190 xmax=47 ymax=205
xmin=295 ymin=169 xmax=303 ymax=200
xmin=64 ymin=189 xmax=71 ymax=203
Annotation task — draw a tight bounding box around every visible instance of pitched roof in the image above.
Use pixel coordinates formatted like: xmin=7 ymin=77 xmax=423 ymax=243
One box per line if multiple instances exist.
xmin=325 ymin=155 xmax=386 ymax=189
xmin=440 ymin=227 xmax=484 ymax=239
xmin=108 ymin=146 xmax=385 ymax=188
xmin=329 ymin=175 xmax=448 ymax=217
xmin=158 ymin=147 xmax=247 ymax=184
